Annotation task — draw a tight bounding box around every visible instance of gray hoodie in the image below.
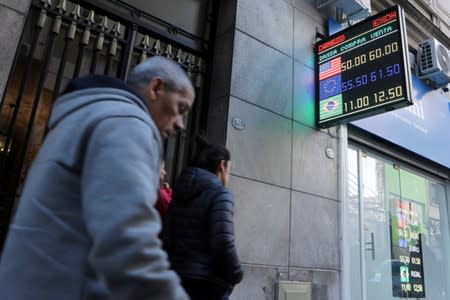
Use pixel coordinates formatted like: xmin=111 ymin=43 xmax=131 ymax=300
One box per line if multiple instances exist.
xmin=0 ymin=76 xmax=188 ymax=300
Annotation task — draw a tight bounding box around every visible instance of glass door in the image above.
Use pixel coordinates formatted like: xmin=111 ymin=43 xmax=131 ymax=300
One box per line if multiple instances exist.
xmin=347 ymin=146 xmax=450 ymax=300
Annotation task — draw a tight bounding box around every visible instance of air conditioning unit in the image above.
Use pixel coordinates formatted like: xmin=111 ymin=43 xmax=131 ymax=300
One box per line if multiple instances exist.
xmin=417 ymin=38 xmax=450 ymax=87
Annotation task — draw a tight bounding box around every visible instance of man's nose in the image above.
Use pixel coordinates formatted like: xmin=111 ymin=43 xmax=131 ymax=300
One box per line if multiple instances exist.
xmin=175 ymin=116 xmax=185 ymax=130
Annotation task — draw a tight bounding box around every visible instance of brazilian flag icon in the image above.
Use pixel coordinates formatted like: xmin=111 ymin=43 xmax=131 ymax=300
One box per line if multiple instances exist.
xmin=320 ymin=94 xmax=343 ymax=120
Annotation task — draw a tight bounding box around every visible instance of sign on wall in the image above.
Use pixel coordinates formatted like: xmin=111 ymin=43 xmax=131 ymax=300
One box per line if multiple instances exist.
xmin=315 ymin=6 xmax=412 ymax=128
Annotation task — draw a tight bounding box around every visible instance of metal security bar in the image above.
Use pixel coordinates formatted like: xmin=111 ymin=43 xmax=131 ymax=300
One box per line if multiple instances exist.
xmin=0 ymin=0 xmax=210 ymax=249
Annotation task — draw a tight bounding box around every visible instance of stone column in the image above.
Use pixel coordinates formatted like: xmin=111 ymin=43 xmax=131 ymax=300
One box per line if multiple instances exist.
xmin=0 ymin=0 xmax=32 ymax=103
xmin=207 ymin=0 xmax=340 ymax=299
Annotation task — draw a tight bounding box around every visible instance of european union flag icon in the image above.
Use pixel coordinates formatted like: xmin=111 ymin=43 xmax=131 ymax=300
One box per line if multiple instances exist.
xmin=320 ymin=74 xmax=342 ymax=100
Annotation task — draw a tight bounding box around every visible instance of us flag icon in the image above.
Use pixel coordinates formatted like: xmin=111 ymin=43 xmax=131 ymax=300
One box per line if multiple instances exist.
xmin=319 ymin=57 xmax=341 ymax=80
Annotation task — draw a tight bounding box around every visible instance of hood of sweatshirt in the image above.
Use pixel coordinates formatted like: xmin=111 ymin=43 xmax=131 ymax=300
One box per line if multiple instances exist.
xmin=48 ymin=75 xmax=149 ymax=130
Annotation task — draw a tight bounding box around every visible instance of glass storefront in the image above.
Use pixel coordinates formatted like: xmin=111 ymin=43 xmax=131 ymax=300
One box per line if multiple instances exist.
xmin=347 ymin=146 xmax=450 ymax=300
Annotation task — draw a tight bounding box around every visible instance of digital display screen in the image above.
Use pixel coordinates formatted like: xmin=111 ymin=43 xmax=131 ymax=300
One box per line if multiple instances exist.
xmin=315 ymin=6 xmax=412 ymax=128
xmin=390 ymin=199 xmax=425 ymax=298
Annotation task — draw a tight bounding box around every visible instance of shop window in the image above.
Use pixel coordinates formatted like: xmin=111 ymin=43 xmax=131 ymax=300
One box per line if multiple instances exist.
xmin=347 ymin=147 xmax=450 ymax=299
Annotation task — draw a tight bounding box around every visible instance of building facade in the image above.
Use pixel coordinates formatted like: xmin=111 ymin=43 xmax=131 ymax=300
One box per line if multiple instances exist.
xmin=0 ymin=0 xmax=449 ymax=299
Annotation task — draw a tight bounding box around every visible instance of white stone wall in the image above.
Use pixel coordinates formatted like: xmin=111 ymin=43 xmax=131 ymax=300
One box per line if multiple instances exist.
xmin=0 ymin=0 xmax=31 ymax=103
xmin=426 ymin=0 xmax=450 ymax=38
xmin=206 ymin=0 xmax=341 ymax=299
xmin=208 ymin=1 xmax=450 ymax=300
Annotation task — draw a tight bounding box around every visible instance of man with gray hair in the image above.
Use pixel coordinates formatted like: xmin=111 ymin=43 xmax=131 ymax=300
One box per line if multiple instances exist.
xmin=0 ymin=56 xmax=194 ymax=300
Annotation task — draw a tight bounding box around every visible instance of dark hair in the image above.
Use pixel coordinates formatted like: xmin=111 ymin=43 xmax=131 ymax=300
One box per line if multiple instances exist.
xmin=191 ymin=135 xmax=230 ymax=173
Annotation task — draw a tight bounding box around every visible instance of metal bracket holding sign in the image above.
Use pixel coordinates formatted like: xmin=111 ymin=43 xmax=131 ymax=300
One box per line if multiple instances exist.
xmin=315 ymin=5 xmax=412 ymax=128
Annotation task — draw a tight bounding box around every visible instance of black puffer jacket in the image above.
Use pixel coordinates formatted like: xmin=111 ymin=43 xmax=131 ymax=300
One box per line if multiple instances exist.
xmin=163 ymin=167 xmax=243 ymax=290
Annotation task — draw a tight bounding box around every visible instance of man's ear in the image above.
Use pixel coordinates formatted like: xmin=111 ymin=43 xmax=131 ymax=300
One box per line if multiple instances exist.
xmin=147 ymin=77 xmax=164 ymax=102
xmin=218 ymin=160 xmax=226 ymax=173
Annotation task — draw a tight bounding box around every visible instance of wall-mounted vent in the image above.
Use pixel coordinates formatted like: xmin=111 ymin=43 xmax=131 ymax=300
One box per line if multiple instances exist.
xmin=276 ymin=281 xmax=311 ymax=300
xmin=417 ymin=38 xmax=450 ymax=87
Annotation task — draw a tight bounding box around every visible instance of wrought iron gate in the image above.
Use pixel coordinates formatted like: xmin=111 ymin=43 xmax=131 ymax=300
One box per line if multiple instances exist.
xmin=0 ymin=0 xmax=211 ymax=248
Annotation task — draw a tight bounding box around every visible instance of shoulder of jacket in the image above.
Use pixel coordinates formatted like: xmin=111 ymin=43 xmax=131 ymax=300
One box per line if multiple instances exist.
xmin=83 ymin=110 xmax=162 ymax=155
xmin=209 ymin=185 xmax=233 ymax=202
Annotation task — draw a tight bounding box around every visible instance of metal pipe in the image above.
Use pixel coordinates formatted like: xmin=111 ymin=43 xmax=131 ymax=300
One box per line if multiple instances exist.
xmin=73 ymin=10 xmax=95 ymax=78
xmin=89 ymin=48 xmax=99 ymax=74
xmin=119 ymin=24 xmax=137 ymax=80
xmin=47 ymin=37 xmax=70 ymax=99
xmin=11 ymin=13 xmax=61 ymax=199
xmin=90 ymin=16 xmax=108 ymax=74
xmin=338 ymin=125 xmax=350 ymax=300
xmin=45 ymin=4 xmax=79 ymax=136
xmin=1 ymin=2 xmax=57 ymax=242
xmin=197 ymin=0 xmax=219 ymax=133
xmin=73 ymin=45 xmax=86 ymax=78
xmin=52 ymin=14 xmax=77 ymax=100
xmin=0 ymin=6 xmax=47 ymax=173
xmin=104 ymin=21 xmax=121 ymax=76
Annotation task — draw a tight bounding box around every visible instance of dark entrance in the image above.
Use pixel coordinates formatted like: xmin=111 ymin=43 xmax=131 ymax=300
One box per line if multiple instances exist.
xmin=0 ymin=0 xmax=215 ymax=249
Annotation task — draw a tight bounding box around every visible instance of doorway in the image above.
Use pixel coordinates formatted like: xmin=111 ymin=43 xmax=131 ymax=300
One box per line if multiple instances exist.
xmin=347 ymin=146 xmax=450 ymax=299
xmin=0 ymin=0 xmax=213 ymax=248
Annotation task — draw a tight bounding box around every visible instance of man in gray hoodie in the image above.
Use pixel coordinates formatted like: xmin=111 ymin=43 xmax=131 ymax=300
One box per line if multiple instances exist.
xmin=0 ymin=56 xmax=194 ymax=300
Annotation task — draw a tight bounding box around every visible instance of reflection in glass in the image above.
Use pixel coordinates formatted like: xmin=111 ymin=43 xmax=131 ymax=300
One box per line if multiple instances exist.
xmin=347 ymin=146 xmax=450 ymax=299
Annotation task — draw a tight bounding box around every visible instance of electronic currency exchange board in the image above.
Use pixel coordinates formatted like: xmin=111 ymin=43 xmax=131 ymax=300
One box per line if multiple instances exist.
xmin=315 ymin=6 xmax=412 ymax=128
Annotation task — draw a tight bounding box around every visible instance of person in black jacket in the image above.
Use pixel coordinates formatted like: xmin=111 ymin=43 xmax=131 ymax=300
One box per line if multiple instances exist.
xmin=163 ymin=136 xmax=243 ymax=300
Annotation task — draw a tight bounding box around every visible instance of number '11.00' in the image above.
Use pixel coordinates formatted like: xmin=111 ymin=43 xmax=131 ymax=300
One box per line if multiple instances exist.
xmin=344 ymin=96 xmax=369 ymax=112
